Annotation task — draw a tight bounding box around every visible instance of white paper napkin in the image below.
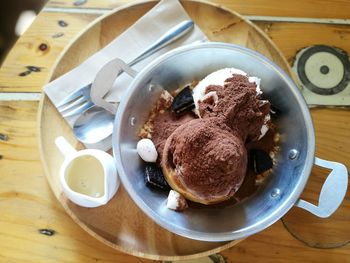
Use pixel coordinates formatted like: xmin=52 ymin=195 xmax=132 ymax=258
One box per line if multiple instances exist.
xmin=44 ymin=0 xmax=207 ymax=131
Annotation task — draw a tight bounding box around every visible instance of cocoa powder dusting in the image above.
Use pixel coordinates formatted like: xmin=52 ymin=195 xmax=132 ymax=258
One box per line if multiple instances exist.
xmin=164 ymin=118 xmax=247 ymax=201
xmin=152 ymin=111 xmax=195 ymax=157
xmin=198 ymin=74 xmax=270 ymax=142
xmin=139 ymin=73 xmax=275 ymax=204
xmin=138 ymin=90 xmax=195 ymax=159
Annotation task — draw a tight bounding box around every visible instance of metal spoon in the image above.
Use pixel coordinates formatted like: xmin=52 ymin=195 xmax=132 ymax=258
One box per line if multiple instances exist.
xmin=73 ymin=20 xmax=194 ymax=144
xmin=73 ymin=105 xmax=114 ymax=144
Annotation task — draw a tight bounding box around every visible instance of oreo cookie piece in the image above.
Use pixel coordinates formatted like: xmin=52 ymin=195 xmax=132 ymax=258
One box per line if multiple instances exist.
xmin=250 ymin=149 xmax=273 ymax=174
xmin=171 ymin=86 xmax=195 ymax=115
xmin=144 ymin=163 xmax=170 ymax=190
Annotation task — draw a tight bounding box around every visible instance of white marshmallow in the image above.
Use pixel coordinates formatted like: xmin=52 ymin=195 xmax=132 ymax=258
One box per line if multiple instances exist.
xmin=136 ymin=138 xmax=158 ymax=162
xmin=167 ymin=190 xmax=188 ymax=211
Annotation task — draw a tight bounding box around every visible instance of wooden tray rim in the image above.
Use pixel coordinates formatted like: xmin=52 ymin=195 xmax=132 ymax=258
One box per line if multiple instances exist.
xmin=37 ymin=0 xmax=292 ymax=260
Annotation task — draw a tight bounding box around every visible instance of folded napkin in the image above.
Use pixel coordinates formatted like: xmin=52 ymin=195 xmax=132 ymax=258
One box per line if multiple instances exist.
xmin=44 ymin=0 xmax=207 ymax=150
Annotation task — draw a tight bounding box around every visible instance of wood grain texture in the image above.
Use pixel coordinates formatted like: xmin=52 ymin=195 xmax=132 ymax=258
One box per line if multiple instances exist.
xmin=2 ymin=13 xmax=350 ymax=92
xmin=0 ymin=12 xmax=98 ymax=92
xmin=222 ymin=221 xmax=350 ymax=263
xmin=46 ymin=0 xmax=350 ymax=19
xmin=256 ymin=22 xmax=350 ymax=65
xmin=1 ymin=102 xmax=349 ymax=262
xmin=282 ymin=108 xmax=350 ymax=250
xmin=0 ymin=101 xmax=152 ymax=263
xmin=1 ymin=0 xmax=350 ymax=261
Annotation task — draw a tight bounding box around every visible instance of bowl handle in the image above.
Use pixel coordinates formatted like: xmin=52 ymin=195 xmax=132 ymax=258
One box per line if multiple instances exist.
xmin=90 ymin=58 xmax=137 ymax=114
xmin=295 ymin=157 xmax=348 ymax=218
xmin=89 ymin=21 xmax=195 ymax=115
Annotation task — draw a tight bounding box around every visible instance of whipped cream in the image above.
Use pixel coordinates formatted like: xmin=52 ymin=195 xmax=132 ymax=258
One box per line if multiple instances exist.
xmin=192 ymin=68 xmax=269 ymax=140
xmin=193 ymin=68 xmax=262 ymax=115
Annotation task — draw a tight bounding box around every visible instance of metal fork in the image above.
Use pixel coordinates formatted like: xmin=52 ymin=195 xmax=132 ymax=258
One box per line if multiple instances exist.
xmin=57 ymin=20 xmax=194 ymax=118
xmin=57 ymin=84 xmax=93 ymax=117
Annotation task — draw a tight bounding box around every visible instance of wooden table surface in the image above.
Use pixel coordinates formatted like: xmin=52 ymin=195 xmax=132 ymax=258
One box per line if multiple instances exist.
xmin=0 ymin=0 xmax=349 ymax=262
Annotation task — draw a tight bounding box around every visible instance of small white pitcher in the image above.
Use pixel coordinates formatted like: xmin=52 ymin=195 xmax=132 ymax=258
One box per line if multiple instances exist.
xmin=55 ymin=136 xmax=119 ymax=207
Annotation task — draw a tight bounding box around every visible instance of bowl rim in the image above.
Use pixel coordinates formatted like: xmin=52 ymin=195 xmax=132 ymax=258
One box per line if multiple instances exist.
xmin=113 ymin=42 xmax=315 ymax=241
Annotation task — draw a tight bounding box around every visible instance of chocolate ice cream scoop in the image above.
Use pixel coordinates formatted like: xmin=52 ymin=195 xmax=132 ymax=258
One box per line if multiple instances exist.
xmin=162 ymin=118 xmax=247 ymax=205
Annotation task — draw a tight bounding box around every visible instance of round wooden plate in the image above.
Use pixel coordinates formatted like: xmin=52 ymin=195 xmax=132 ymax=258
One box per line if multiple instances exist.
xmin=38 ymin=0 xmax=291 ymax=260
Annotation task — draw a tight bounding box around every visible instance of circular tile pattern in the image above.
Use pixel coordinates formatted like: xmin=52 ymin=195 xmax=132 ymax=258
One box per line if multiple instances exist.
xmin=296 ymin=45 xmax=350 ymax=95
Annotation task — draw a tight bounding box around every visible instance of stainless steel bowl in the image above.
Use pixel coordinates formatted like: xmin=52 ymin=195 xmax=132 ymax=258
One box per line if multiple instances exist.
xmin=112 ymin=42 xmax=347 ymax=241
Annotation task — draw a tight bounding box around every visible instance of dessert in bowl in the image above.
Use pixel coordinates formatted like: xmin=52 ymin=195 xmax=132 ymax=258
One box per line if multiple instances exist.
xmin=139 ymin=68 xmax=276 ymax=207
xmin=113 ymin=42 xmax=316 ymax=241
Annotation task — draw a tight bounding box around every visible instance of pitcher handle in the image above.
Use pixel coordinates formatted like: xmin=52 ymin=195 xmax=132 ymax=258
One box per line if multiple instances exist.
xmin=55 ymin=136 xmax=77 ymax=158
